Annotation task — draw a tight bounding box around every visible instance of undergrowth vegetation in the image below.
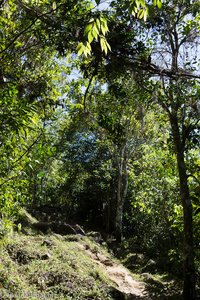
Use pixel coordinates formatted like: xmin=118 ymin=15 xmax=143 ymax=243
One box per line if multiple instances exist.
xmin=0 ymin=233 xmax=114 ymax=300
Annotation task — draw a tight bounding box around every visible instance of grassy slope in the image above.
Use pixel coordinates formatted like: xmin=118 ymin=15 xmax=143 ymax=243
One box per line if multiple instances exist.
xmin=0 ymin=233 xmax=116 ymax=300
xmin=0 ymin=230 xmax=186 ymax=300
xmin=0 ymin=207 xmax=186 ymax=300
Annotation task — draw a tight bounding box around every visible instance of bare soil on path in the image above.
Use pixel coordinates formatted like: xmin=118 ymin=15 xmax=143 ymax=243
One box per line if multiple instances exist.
xmin=79 ymin=243 xmax=150 ymax=299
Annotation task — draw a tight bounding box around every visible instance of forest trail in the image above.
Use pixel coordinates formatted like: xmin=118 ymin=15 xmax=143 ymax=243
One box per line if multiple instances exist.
xmin=79 ymin=243 xmax=149 ymax=299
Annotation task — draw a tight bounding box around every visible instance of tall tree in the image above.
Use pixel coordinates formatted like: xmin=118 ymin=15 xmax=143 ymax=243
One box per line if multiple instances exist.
xmin=87 ymin=0 xmax=200 ymax=298
xmin=91 ymin=74 xmax=147 ymax=241
xmin=147 ymin=2 xmax=199 ymax=298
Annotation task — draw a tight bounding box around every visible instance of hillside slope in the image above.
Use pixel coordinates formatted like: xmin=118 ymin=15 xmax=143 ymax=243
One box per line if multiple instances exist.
xmin=0 ymin=208 xmax=185 ymax=299
xmin=0 ymin=232 xmax=150 ymax=300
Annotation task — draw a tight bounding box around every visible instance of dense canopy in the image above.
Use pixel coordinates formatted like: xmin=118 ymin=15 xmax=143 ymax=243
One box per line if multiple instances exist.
xmin=0 ymin=0 xmax=199 ymax=299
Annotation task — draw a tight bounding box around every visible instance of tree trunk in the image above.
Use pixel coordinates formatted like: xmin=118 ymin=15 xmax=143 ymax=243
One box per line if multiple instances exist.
xmin=103 ymin=192 xmax=111 ymax=234
xmin=115 ymin=145 xmax=128 ymax=243
xmin=170 ymin=116 xmax=196 ymax=300
xmin=32 ymin=176 xmax=37 ymax=204
xmin=115 ymin=172 xmax=123 ymax=242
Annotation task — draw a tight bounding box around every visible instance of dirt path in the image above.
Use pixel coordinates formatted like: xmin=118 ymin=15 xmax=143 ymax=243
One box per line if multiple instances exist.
xmin=79 ymin=244 xmax=149 ymax=299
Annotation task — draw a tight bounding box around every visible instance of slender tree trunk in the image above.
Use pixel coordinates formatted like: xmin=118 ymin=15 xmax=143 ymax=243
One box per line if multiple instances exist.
xmin=31 ymin=175 xmax=37 ymax=204
xmin=115 ymin=145 xmax=128 ymax=242
xmin=115 ymin=170 xmax=123 ymax=242
xmin=102 ymin=192 xmax=111 ymax=234
xmin=170 ymin=116 xmax=196 ymax=300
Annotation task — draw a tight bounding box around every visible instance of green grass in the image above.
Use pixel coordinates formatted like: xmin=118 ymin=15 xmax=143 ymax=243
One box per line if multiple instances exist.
xmin=0 ymin=233 xmax=114 ymax=300
xmin=0 ymin=228 xmax=185 ymax=300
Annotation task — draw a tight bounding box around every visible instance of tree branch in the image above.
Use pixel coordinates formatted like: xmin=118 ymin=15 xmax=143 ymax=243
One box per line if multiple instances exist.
xmin=0 ymin=0 xmax=63 ymax=55
xmin=83 ymin=74 xmax=94 ymax=112
xmin=83 ymin=64 xmax=98 ymax=111
xmin=0 ymin=18 xmax=38 ymax=55
xmin=187 ymin=174 xmax=200 ymax=185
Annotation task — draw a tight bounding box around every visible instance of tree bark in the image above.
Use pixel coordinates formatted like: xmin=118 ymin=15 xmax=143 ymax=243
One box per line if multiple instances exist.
xmin=170 ymin=116 xmax=196 ymax=300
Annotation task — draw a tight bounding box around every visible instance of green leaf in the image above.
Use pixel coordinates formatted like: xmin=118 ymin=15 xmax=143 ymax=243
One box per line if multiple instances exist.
xmin=101 ymin=19 xmax=109 ymax=35
xmin=76 ymin=42 xmax=84 ymax=56
xmin=135 ymin=0 xmax=140 ymax=9
xmin=88 ymin=31 xmax=94 ymax=43
xmin=52 ymin=1 xmax=56 ymax=10
xmin=100 ymin=36 xmax=108 ymax=55
xmin=106 ymin=40 xmax=111 ymax=51
xmin=92 ymin=27 xmax=98 ymax=40
xmin=138 ymin=9 xmax=144 ymax=19
xmin=143 ymin=10 xmax=148 ymax=21
xmin=101 ymin=25 xmax=106 ymax=36
xmin=86 ymin=42 xmax=91 ymax=51
xmin=37 ymin=171 xmax=45 ymax=179
xmin=85 ymin=23 xmax=93 ymax=35
xmin=100 ymin=36 xmax=105 ymax=51
xmin=96 ymin=18 xmax=101 ymax=31
xmin=157 ymin=0 xmax=162 ymax=9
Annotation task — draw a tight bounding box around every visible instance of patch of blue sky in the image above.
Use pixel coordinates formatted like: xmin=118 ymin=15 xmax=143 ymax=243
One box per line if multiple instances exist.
xmin=92 ymin=0 xmax=111 ymax=11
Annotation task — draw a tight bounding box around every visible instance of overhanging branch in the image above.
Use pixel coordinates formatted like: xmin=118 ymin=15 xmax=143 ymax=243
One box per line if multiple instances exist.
xmin=108 ymin=53 xmax=200 ymax=80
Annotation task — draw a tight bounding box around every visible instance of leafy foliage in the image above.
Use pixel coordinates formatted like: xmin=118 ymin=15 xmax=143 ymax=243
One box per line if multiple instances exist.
xmin=0 ymin=1 xmax=199 ymax=298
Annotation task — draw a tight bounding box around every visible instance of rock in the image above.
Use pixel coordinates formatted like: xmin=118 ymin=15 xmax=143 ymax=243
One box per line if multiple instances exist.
xmin=103 ymin=259 xmax=113 ymax=266
xmin=42 ymin=239 xmax=55 ymax=247
xmin=40 ymin=252 xmax=51 ymax=260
